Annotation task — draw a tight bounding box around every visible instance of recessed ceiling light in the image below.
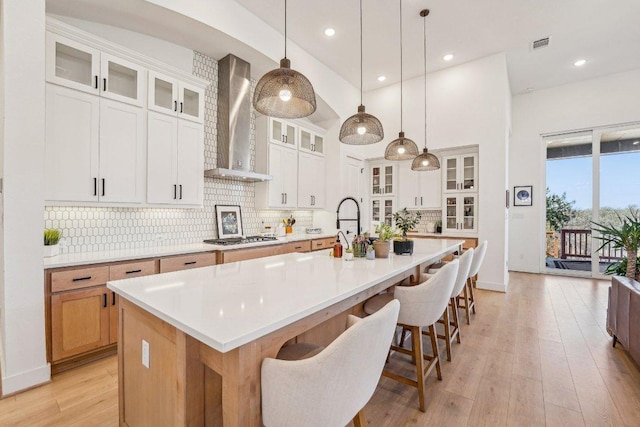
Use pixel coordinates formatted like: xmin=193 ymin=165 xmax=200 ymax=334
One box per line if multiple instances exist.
xmin=574 ymin=59 xmax=587 ymax=67
xmin=377 ymin=75 xmax=386 ymax=82
xmin=324 ymin=28 xmax=335 ymax=37
xmin=443 ymin=54 xmax=454 ymax=61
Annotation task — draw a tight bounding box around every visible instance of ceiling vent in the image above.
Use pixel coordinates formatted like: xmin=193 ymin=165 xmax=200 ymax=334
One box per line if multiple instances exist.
xmin=531 ymin=37 xmax=551 ymax=51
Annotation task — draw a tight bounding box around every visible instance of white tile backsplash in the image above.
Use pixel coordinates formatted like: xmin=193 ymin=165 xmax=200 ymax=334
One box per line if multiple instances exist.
xmin=46 ymin=51 xmax=312 ymax=254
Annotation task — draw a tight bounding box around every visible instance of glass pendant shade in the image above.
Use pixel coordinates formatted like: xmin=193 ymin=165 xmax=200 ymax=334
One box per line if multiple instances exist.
xmin=340 ymin=105 xmax=384 ymax=144
xmin=253 ymin=58 xmax=317 ymax=119
xmin=411 ymin=147 xmax=440 ymax=171
xmin=385 ymin=131 xmax=419 ymax=160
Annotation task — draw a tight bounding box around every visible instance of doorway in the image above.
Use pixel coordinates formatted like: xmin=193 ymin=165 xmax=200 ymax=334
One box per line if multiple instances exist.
xmin=544 ymin=124 xmax=640 ymax=277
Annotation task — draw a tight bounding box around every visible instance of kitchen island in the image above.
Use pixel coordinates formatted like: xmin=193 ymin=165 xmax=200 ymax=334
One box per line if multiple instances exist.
xmin=108 ymin=239 xmax=463 ymax=426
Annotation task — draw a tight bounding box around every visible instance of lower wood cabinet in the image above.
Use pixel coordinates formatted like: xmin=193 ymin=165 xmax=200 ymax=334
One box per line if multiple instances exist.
xmin=51 ymin=285 xmax=114 ymax=362
xmin=159 ymin=252 xmax=216 ymax=273
xmin=310 ymin=237 xmax=337 ymax=251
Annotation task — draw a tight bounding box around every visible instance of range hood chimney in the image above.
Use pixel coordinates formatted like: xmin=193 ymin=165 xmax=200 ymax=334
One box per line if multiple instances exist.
xmin=204 ymin=54 xmax=272 ymax=182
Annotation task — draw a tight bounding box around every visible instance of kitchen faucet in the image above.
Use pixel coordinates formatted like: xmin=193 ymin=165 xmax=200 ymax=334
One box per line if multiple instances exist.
xmin=336 ymin=197 xmax=361 ymax=235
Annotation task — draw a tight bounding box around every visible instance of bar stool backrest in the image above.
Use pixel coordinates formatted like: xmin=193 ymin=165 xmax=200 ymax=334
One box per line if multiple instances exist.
xmin=452 ymin=248 xmax=474 ymax=298
xmin=469 ymin=240 xmax=488 ymax=278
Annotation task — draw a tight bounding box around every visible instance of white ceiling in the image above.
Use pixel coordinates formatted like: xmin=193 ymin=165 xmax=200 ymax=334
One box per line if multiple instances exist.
xmin=46 ymin=0 xmax=640 ymax=96
xmin=235 ymin=0 xmax=640 ymax=94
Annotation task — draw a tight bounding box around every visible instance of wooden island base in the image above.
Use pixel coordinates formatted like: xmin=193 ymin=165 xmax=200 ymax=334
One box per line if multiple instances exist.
xmin=117 ymin=263 xmax=428 ymax=426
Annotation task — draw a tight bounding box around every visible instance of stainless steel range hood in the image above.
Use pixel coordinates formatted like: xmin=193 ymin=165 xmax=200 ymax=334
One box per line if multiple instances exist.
xmin=204 ymin=54 xmax=272 ymax=183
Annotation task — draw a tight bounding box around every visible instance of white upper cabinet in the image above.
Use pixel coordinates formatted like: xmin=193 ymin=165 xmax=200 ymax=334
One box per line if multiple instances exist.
xmin=257 ymin=143 xmax=298 ymax=209
xmin=148 ymin=71 xmax=205 ymax=123
xmin=443 ymin=193 xmax=478 ymax=234
xmin=370 ymin=161 xmax=395 ymax=196
xmin=46 ymin=33 xmax=144 ymax=107
xmin=398 ymin=161 xmax=442 ymax=210
xmin=45 ymin=85 xmax=145 ymax=204
xmin=268 ymin=118 xmax=297 ymax=148
xmin=298 ymin=152 xmax=325 ymax=209
xmin=147 ymin=112 xmax=203 ymax=205
xmin=442 ymin=153 xmax=478 ymax=193
xmin=299 ymin=126 xmax=324 ymax=156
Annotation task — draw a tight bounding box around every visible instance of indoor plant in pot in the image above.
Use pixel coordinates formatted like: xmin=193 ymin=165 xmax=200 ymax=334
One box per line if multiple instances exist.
xmin=374 ymin=223 xmax=396 ymax=258
xmin=393 ymin=208 xmax=422 ymax=255
xmin=44 ymin=228 xmax=61 ymax=257
xmin=592 ymin=208 xmax=640 ymax=280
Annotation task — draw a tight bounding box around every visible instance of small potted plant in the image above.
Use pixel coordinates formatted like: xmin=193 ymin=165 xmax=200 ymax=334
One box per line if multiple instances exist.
xmin=44 ymin=228 xmax=61 ymax=257
xmin=393 ymin=208 xmax=422 ymax=255
xmin=366 ymin=245 xmax=376 ymax=260
xmin=344 ymin=247 xmax=354 ymax=261
xmin=352 ymin=235 xmax=369 ymax=257
xmin=592 ymin=208 xmax=640 ymax=280
xmin=435 ymin=219 xmax=442 ymax=234
xmin=373 ymin=223 xmax=395 ymax=258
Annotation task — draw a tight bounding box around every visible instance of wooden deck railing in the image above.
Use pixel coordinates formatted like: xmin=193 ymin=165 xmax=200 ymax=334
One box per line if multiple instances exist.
xmin=558 ymin=229 xmax=624 ymax=261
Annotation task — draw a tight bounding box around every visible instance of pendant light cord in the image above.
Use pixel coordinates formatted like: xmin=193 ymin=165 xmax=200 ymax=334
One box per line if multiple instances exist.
xmin=423 ymin=10 xmax=427 ymax=149
xmin=399 ymin=0 xmax=404 ymax=132
xmin=284 ymin=0 xmax=288 ymax=58
xmin=360 ymin=0 xmax=363 ymax=105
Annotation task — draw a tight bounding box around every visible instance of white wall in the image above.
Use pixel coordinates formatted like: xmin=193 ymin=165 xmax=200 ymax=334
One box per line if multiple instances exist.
xmin=352 ymin=54 xmax=511 ymax=291
xmin=509 ymin=69 xmax=640 ymax=273
xmin=0 ymin=0 xmax=49 ymax=394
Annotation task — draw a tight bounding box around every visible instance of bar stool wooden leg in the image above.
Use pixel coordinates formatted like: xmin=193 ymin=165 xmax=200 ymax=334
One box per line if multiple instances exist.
xmin=442 ymin=306 xmax=452 ymax=362
xmin=411 ymin=325 xmax=427 ymax=412
xmin=353 ymin=410 xmax=366 ymax=427
xmin=467 ymin=278 xmax=476 ymax=314
xmin=461 ymin=286 xmax=471 ymax=324
xmin=428 ymin=324 xmax=442 ymax=380
xmin=451 ymin=297 xmax=461 ymax=344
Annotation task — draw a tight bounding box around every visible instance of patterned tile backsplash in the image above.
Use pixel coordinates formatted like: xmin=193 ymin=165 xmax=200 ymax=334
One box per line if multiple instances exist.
xmin=413 ymin=210 xmax=443 ymax=232
xmin=45 ymin=51 xmax=312 ymax=254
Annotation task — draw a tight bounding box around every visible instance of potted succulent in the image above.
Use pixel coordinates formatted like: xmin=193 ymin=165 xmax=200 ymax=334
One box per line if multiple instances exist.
xmin=44 ymin=228 xmax=61 ymax=257
xmin=592 ymin=208 xmax=640 ymax=280
xmin=344 ymin=247 xmax=354 ymax=261
xmin=366 ymin=245 xmax=376 ymax=260
xmin=373 ymin=223 xmax=396 ymax=258
xmin=393 ymin=208 xmax=422 ymax=255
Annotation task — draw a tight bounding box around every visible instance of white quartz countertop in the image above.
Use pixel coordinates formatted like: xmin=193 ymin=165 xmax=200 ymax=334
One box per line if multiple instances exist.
xmin=107 ymin=239 xmax=463 ymax=353
xmin=408 ymin=232 xmax=478 ymax=239
xmin=43 ymin=232 xmax=338 ymax=269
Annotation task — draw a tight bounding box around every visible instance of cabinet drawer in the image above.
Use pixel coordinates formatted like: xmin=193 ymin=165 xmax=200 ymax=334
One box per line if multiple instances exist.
xmin=159 ymin=252 xmax=216 ymax=273
xmin=51 ymin=266 xmax=110 ymax=293
xmin=221 ymin=245 xmax=284 ymax=264
xmin=462 ymin=238 xmax=478 ymax=250
xmin=283 ymin=241 xmax=312 ymax=253
xmin=110 ymin=260 xmax=156 ymax=280
xmin=311 ymin=237 xmax=337 ymax=251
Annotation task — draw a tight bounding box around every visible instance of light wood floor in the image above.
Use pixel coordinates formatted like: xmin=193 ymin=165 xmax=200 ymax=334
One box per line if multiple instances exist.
xmin=1 ymin=273 xmax=639 ymax=426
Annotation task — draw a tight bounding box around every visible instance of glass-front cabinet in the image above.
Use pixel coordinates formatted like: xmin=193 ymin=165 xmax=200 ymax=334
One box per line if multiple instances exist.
xmin=372 ymin=198 xmax=395 ymax=227
xmin=148 ymin=71 xmax=204 ymax=123
xmin=269 ymin=118 xmax=297 ymax=147
xmin=443 ymin=194 xmax=477 ymax=233
xmin=46 ymin=33 xmax=145 ymax=107
xmin=370 ymin=162 xmax=395 ymax=195
xmin=443 ymin=154 xmax=478 ymax=193
xmin=299 ymin=127 xmax=324 ymax=155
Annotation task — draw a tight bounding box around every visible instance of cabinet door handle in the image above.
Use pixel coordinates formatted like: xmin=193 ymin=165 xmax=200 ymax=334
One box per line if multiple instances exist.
xmin=103 ymin=293 xmax=108 ymax=308
xmin=112 ymin=292 xmax=116 ymax=306
xmin=179 ymin=185 xmax=183 ymax=200
xmin=415 ymin=197 xmax=417 ymax=206
xmin=94 ymin=75 xmax=98 ymax=89
xmin=285 ymin=193 xmax=287 ymax=204
xmin=103 ymin=78 xmax=107 ymax=92
xmin=281 ymin=193 xmax=285 ymax=204
xmin=180 ymin=102 xmax=183 ymax=113
xmin=102 ymin=178 xmax=105 ymax=196
xmin=295 ymin=246 xmax=302 ymax=249
xmin=174 ymin=100 xmax=178 ymax=111
xmin=126 ymin=269 xmax=142 ymax=274
xmin=184 ymin=261 xmax=197 ymax=265
xmin=72 ymin=276 xmax=92 ymax=282
xmin=421 ymin=197 xmax=423 ymax=205
xmin=93 ymin=178 xmax=97 ymax=196
xmin=174 ymin=185 xmax=177 ymax=199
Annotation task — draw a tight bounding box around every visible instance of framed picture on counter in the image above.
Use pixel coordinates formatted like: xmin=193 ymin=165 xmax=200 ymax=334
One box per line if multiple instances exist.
xmin=215 ymin=205 xmax=244 ymax=238
xmin=513 ymin=185 xmax=533 ymax=206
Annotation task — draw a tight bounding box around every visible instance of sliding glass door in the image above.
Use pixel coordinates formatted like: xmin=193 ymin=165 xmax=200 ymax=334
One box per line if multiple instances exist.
xmin=544 ymin=124 xmax=640 ymax=278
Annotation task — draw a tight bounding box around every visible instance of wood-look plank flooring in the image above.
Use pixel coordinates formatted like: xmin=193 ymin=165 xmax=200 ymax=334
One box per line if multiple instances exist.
xmin=1 ymin=273 xmax=638 ymax=426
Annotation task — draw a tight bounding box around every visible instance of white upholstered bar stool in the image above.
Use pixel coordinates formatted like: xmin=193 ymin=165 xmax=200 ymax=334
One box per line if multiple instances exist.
xmin=458 ymin=240 xmax=487 ymax=324
xmin=421 ymin=248 xmax=474 ymax=361
xmin=363 ymin=261 xmax=459 ymax=412
xmin=261 ymin=299 xmax=400 ymax=427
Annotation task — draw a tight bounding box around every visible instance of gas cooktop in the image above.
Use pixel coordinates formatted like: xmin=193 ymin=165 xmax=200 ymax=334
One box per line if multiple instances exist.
xmin=203 ymin=236 xmax=278 ymax=246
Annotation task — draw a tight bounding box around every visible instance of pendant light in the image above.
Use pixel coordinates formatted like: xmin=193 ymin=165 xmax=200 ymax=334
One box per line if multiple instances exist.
xmin=411 ymin=9 xmax=440 ymax=171
xmin=384 ymin=0 xmax=419 ymax=161
xmin=339 ymin=0 xmax=384 ymax=145
xmin=253 ymin=0 xmax=317 ymax=119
